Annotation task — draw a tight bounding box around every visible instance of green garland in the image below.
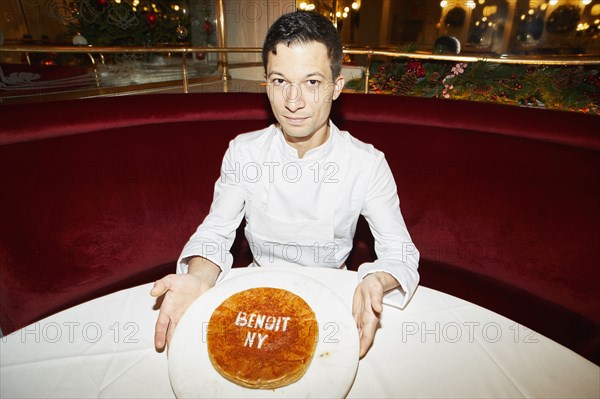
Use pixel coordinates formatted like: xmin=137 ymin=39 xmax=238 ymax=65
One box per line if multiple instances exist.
xmin=346 ymin=59 xmax=600 ymax=114
xmin=67 ymin=0 xmax=191 ymax=46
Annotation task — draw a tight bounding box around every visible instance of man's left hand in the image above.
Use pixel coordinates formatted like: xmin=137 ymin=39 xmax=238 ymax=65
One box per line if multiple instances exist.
xmin=352 ymin=272 xmax=399 ymax=357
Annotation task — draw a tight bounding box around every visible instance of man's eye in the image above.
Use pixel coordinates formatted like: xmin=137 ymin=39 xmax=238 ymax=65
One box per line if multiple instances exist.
xmin=272 ymin=78 xmax=286 ymax=86
xmin=306 ymin=80 xmax=320 ymax=88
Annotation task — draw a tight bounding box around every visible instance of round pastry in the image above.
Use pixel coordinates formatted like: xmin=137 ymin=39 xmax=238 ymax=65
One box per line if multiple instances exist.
xmin=206 ymin=287 xmax=319 ymax=389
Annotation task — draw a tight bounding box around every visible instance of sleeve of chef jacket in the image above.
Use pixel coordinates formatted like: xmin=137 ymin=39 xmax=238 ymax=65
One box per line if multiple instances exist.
xmin=357 ymin=153 xmax=420 ymax=309
xmin=176 ymin=141 xmax=245 ymax=280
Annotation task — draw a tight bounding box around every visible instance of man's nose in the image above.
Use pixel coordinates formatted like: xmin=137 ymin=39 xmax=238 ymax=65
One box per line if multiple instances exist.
xmin=283 ymin=83 xmax=305 ymax=112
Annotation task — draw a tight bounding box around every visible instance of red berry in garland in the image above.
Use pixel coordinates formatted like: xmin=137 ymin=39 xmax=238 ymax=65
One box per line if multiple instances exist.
xmin=406 ymin=60 xmax=426 ymax=78
xmin=146 ymin=13 xmax=157 ymax=26
xmin=203 ymin=19 xmax=213 ymax=34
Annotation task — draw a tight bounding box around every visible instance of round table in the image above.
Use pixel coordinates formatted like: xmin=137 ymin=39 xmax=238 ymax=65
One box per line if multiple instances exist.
xmin=1 ymin=267 xmax=598 ymax=398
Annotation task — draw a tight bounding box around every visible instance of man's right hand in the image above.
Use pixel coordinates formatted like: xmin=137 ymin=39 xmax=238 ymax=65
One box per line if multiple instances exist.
xmin=151 ymin=257 xmax=221 ymax=351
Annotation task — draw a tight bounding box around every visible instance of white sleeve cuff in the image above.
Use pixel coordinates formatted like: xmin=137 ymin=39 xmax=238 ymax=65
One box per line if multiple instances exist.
xmin=357 ymin=262 xmax=419 ymax=309
xmin=176 ymin=251 xmax=232 ymax=283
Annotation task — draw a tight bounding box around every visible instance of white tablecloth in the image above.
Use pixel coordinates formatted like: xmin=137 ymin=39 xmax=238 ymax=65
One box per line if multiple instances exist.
xmin=1 ymin=267 xmax=598 ymax=398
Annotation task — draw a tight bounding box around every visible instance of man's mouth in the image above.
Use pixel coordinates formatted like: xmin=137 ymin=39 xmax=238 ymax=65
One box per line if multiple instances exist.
xmin=284 ymin=116 xmax=309 ymax=125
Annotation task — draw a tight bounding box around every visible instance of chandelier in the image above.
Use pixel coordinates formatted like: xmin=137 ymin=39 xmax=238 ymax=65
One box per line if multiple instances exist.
xmin=297 ymin=1 xmax=361 ymax=27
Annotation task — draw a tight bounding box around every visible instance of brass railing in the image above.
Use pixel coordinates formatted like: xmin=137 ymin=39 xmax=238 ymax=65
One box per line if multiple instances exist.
xmin=1 ymin=44 xmax=599 ymax=95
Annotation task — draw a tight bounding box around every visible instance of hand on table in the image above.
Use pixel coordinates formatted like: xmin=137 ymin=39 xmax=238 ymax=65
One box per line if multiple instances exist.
xmin=151 ymin=257 xmax=220 ymax=351
xmin=352 ymin=272 xmax=399 ymax=358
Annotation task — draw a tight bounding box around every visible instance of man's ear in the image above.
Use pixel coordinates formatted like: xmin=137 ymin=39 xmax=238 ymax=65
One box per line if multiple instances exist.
xmin=332 ymin=75 xmax=345 ymax=100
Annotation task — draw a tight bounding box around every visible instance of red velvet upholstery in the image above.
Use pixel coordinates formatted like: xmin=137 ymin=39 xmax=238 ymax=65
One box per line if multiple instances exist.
xmin=1 ymin=93 xmax=598 ymax=364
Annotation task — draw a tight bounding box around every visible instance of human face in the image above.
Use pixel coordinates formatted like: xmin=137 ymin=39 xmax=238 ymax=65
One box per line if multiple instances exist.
xmin=265 ymin=41 xmax=344 ymax=153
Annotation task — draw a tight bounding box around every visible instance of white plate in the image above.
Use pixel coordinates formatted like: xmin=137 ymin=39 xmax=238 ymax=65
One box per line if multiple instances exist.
xmin=168 ymin=269 xmax=359 ymax=398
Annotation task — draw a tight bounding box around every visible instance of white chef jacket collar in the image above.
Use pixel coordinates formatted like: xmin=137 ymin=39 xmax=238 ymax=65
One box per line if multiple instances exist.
xmin=275 ymin=121 xmax=337 ymax=161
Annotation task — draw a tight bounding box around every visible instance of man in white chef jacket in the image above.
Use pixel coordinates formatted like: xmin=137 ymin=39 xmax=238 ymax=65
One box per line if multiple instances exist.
xmin=152 ymin=11 xmax=420 ymax=358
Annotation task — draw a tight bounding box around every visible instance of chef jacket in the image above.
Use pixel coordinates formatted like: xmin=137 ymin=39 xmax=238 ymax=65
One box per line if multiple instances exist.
xmin=178 ymin=122 xmax=419 ymax=308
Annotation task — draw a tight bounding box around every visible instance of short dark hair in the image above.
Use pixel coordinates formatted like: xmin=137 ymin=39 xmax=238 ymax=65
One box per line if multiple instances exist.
xmin=262 ymin=11 xmax=343 ymax=80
